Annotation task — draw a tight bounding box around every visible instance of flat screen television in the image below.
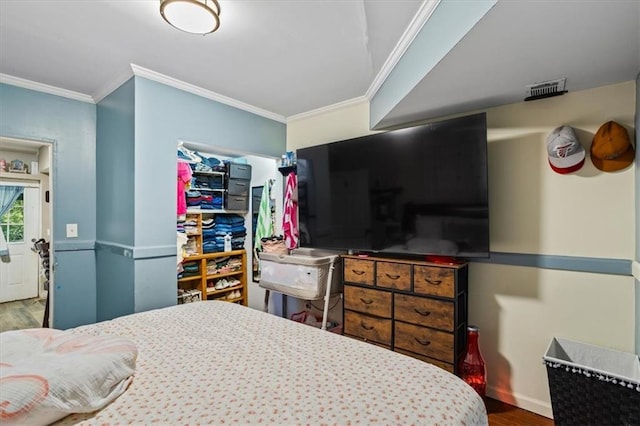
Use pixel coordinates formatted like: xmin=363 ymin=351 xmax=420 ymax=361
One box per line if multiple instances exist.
xmin=296 ymin=112 xmax=489 ymax=260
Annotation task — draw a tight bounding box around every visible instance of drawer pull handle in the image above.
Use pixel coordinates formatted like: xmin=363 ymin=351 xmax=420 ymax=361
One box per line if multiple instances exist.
xmin=425 ymin=278 xmax=442 ymax=286
xmin=352 ymin=269 xmax=365 ymax=275
xmin=385 ymin=273 xmax=400 ymax=280
xmin=359 ymin=298 xmax=373 ymax=305
xmin=414 ymin=308 xmax=431 ymax=317
xmin=415 ymin=337 xmax=431 ymax=346
xmin=360 ymin=321 xmax=374 ymax=331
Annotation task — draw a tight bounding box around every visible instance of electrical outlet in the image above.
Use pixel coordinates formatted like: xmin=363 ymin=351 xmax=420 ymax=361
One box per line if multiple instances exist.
xmin=66 ymin=223 xmax=78 ymax=238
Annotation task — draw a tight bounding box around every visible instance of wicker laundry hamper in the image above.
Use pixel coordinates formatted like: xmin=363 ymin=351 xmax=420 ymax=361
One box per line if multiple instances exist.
xmin=543 ymin=337 xmax=640 ymax=426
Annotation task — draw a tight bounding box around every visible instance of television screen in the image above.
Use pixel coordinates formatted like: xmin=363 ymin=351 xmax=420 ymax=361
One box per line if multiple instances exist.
xmin=296 ymin=112 xmax=489 ymax=259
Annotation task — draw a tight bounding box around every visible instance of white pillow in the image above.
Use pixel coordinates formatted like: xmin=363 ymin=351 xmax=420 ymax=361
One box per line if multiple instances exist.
xmin=0 ymin=328 xmax=137 ymax=425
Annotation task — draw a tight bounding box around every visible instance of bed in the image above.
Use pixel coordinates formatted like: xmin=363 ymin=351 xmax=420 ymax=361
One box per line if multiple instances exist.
xmin=4 ymin=301 xmax=488 ymax=425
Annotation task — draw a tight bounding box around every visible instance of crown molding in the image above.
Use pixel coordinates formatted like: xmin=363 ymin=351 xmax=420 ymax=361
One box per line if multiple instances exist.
xmin=130 ymin=64 xmax=286 ymax=123
xmin=287 ymin=96 xmax=369 ymax=123
xmin=93 ymin=67 xmax=136 ymax=103
xmin=0 ymin=73 xmax=95 ymax=104
xmin=365 ymin=0 xmax=441 ymax=100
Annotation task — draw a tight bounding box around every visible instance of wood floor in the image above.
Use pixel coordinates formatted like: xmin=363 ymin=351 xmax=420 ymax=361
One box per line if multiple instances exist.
xmin=487 ymin=397 xmax=554 ymax=426
xmin=0 ymin=295 xmax=47 ymax=332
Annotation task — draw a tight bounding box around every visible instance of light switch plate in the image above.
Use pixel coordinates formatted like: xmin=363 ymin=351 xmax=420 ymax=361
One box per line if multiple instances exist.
xmin=66 ymin=223 xmax=78 ymax=238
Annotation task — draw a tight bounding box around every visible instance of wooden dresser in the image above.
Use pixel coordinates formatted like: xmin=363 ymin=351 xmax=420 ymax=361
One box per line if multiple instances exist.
xmin=342 ymin=254 xmax=468 ymax=374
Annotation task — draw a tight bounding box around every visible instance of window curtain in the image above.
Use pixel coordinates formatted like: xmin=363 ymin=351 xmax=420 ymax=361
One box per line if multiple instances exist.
xmin=0 ymin=185 xmax=25 ymax=263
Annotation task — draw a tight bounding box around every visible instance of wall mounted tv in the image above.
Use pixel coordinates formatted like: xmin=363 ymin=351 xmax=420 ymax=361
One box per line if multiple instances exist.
xmin=296 ymin=112 xmax=489 ymax=260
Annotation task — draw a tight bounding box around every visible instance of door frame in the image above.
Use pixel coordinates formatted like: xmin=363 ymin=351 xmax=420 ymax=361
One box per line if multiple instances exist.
xmin=0 ymin=136 xmax=55 ymax=326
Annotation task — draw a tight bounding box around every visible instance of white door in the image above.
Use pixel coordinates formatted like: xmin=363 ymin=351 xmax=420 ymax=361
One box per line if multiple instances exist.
xmin=0 ymin=186 xmax=40 ymax=303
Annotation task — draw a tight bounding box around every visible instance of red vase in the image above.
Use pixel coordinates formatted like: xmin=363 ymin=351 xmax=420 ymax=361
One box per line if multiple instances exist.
xmin=459 ymin=325 xmax=487 ymax=398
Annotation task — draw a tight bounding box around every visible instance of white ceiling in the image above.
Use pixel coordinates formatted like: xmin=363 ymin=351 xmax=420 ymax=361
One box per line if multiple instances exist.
xmin=380 ymin=0 xmax=640 ymax=128
xmin=1 ymin=0 xmax=639 ymax=128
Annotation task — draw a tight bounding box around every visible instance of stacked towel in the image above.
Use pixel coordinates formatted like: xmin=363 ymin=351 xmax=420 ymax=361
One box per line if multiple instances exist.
xmin=201 ymin=214 xmax=247 ymax=252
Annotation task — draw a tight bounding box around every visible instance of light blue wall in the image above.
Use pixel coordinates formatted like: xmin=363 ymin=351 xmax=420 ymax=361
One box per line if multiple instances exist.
xmin=0 ymin=83 xmax=97 ymax=329
xmin=130 ymin=76 xmax=286 ymax=311
xmin=2 ymin=77 xmax=286 ymax=326
xmin=94 ymin=76 xmax=287 ymax=316
xmin=96 ymin=78 xmax=136 ymax=321
xmin=96 ymin=249 xmax=133 ymax=321
xmin=97 ymin=78 xmax=135 ymax=246
xmin=134 ymin=77 xmax=285 ymax=249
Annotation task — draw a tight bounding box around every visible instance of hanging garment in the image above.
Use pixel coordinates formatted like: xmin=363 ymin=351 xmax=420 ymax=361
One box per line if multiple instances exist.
xmin=177 ymin=161 xmax=192 ymax=215
xmin=254 ymin=182 xmax=273 ymax=250
xmin=282 ymin=172 xmax=298 ymax=250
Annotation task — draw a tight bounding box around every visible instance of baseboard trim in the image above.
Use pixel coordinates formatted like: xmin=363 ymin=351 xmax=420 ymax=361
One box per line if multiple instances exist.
xmin=486 ymin=385 xmax=553 ymax=419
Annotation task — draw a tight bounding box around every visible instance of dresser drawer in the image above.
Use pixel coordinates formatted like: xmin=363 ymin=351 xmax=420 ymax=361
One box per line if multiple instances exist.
xmin=344 ymin=311 xmax=392 ymax=345
xmin=413 ymin=266 xmax=455 ymax=298
xmin=394 ymin=294 xmax=454 ymax=331
xmin=394 ymin=348 xmax=454 ymax=373
xmin=225 ymin=195 xmax=248 ymax=211
xmin=376 ymin=261 xmax=411 ymax=291
xmin=343 ymin=258 xmax=374 ymax=285
xmin=344 ymin=285 xmax=392 ymax=318
xmin=394 ymin=321 xmax=454 ymax=363
xmin=228 ymin=163 xmax=252 ymax=180
xmin=344 ymin=334 xmax=391 ymax=351
xmin=227 ymin=178 xmax=250 ymax=196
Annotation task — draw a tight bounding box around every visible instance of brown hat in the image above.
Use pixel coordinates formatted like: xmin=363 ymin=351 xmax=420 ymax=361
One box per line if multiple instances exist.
xmin=590 ymin=121 xmax=635 ymax=172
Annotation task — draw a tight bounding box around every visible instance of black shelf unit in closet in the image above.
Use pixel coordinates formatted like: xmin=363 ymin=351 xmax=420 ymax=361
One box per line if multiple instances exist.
xmin=225 ymin=163 xmax=252 ymax=211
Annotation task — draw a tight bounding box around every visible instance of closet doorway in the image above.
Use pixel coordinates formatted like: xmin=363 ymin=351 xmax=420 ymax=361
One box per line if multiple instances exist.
xmin=177 ymin=140 xmax=281 ymax=310
xmin=0 ymin=137 xmax=54 ymax=331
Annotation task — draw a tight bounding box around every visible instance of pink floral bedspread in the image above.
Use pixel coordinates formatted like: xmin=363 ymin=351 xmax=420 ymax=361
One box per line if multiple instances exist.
xmin=57 ymin=301 xmax=487 ymax=425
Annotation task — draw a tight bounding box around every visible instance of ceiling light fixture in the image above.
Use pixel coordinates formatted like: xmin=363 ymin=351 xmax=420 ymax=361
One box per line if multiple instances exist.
xmin=160 ymin=0 xmax=221 ymax=35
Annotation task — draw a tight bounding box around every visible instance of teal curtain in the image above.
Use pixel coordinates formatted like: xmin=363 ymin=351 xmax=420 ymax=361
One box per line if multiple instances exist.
xmin=0 ymin=185 xmax=24 ymax=262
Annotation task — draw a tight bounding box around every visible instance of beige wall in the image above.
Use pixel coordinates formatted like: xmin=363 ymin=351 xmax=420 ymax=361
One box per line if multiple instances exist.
xmin=287 ymin=99 xmax=377 ymax=149
xmin=286 ymin=81 xmax=636 ymax=418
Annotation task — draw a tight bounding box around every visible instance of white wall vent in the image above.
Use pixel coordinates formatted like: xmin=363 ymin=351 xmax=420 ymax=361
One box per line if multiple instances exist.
xmin=525 ymin=78 xmax=567 ymax=101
